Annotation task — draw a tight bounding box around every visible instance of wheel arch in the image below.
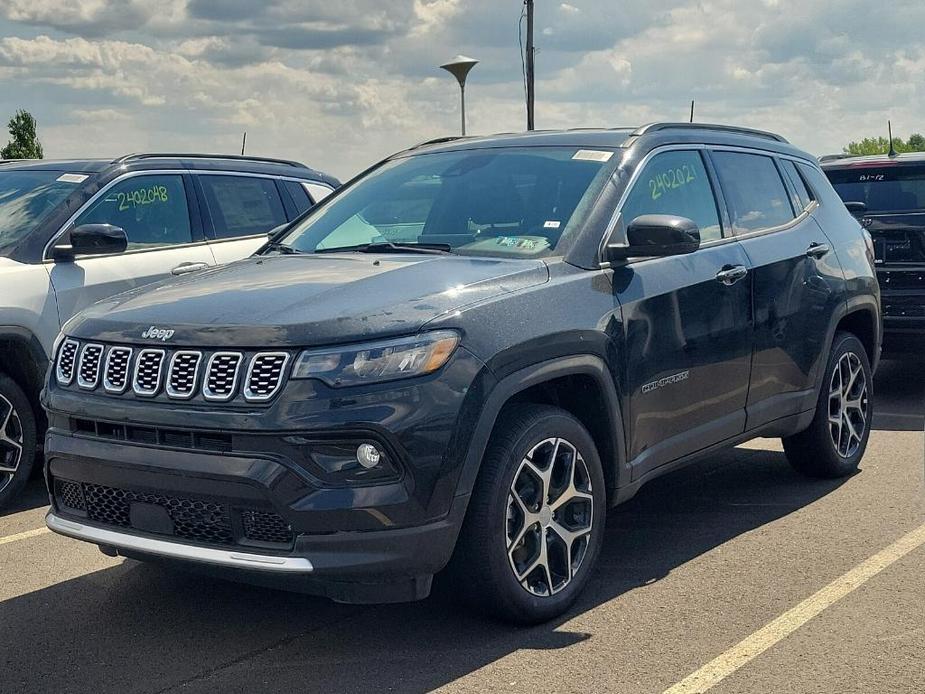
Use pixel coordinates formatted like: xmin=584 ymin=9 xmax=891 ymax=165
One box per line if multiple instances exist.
xmin=456 ymin=355 xmax=628 ymax=505
xmin=0 ymin=327 xmax=49 ymax=432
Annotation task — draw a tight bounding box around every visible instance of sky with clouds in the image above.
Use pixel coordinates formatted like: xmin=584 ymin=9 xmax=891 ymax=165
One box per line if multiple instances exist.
xmin=0 ymin=0 xmax=923 ymax=178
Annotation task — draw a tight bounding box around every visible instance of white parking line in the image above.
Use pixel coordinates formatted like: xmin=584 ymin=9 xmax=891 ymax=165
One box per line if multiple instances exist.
xmin=0 ymin=527 xmax=50 ymax=546
xmin=663 ymin=521 xmax=925 ymax=694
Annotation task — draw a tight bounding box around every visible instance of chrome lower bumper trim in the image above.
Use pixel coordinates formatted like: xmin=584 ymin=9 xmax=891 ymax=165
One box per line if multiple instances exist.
xmin=46 ymin=512 xmax=313 ymax=573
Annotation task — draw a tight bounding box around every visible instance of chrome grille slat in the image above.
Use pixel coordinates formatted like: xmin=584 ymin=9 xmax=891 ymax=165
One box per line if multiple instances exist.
xmin=103 ymin=346 xmax=133 ymax=393
xmin=133 ymin=349 xmax=166 ymax=396
xmin=55 ymin=338 xmax=80 ymax=386
xmin=166 ymin=351 xmax=203 ymax=400
xmin=202 ymin=352 xmax=243 ymax=401
xmin=244 ymin=353 xmax=289 ymax=402
xmin=76 ymin=343 xmax=104 ymax=390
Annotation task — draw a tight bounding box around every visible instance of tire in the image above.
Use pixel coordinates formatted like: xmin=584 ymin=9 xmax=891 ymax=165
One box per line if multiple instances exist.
xmin=783 ymin=332 xmax=872 ymax=478
xmin=0 ymin=373 xmax=38 ymax=509
xmin=448 ymin=404 xmax=606 ymax=624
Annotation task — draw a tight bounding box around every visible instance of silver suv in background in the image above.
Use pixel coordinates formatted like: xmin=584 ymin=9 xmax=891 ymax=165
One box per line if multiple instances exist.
xmin=0 ymin=153 xmax=339 ymax=507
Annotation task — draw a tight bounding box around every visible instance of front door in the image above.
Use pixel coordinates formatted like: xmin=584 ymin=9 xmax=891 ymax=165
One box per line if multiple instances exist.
xmin=48 ymin=173 xmax=216 ymax=325
xmin=611 ymin=149 xmax=753 ymax=478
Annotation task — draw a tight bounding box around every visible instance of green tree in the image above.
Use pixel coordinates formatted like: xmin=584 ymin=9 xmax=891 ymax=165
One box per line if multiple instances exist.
xmin=844 ymin=132 xmax=925 ymax=156
xmin=0 ymin=110 xmax=44 ymax=159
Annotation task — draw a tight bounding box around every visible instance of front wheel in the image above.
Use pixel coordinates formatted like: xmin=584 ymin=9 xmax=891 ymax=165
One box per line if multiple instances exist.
xmin=0 ymin=374 xmax=37 ymax=509
xmin=783 ymin=332 xmax=872 ymax=478
xmin=449 ymin=404 xmax=606 ymax=624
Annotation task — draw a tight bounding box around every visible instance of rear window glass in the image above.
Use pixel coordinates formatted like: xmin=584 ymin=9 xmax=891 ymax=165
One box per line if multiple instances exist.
xmin=283 ymin=181 xmax=313 ymax=215
xmin=0 ymin=170 xmax=83 ymax=255
xmin=712 ymin=152 xmax=795 ymax=233
xmin=780 ymin=159 xmax=813 ymax=211
xmin=826 ymin=164 xmax=925 ymax=213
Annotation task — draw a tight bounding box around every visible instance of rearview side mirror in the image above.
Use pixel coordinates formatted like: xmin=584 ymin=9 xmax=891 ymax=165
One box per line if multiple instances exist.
xmin=52 ymin=224 xmax=128 ymax=261
xmin=605 ymin=214 xmax=701 ymax=262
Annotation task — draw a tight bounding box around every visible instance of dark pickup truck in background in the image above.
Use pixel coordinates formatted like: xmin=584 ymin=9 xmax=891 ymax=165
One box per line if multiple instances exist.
xmin=823 ymin=153 xmax=925 ymax=352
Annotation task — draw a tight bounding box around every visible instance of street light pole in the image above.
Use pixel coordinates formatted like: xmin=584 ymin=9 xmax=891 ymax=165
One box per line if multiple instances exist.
xmin=525 ymin=0 xmax=535 ymax=130
xmin=440 ymin=55 xmax=479 ymax=136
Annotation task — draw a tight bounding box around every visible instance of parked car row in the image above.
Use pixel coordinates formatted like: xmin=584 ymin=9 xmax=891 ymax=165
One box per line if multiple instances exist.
xmin=3 ymin=124 xmax=885 ymax=623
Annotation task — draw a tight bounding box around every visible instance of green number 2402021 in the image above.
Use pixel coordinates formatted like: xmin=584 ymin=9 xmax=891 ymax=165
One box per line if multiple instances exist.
xmin=648 ymin=165 xmax=696 ymax=200
xmin=116 ymin=185 xmax=169 ymax=211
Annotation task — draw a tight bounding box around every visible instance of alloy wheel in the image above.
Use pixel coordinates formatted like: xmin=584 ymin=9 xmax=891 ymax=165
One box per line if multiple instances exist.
xmin=506 ymin=437 xmax=594 ymax=597
xmin=0 ymin=392 xmax=24 ymax=492
xmin=828 ymin=351 xmax=868 ymax=459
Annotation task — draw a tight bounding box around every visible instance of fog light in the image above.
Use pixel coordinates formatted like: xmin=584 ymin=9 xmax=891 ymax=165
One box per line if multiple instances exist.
xmin=356 ymin=443 xmax=382 ymax=469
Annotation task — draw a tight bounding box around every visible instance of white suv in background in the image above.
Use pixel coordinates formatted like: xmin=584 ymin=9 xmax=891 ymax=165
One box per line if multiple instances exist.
xmin=0 ymin=153 xmax=339 ymax=507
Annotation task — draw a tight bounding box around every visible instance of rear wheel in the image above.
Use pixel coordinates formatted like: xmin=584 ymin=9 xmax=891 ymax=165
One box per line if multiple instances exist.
xmin=783 ymin=332 xmax=872 ymax=478
xmin=0 ymin=374 xmax=37 ymax=509
xmin=449 ymin=404 xmax=606 ymax=624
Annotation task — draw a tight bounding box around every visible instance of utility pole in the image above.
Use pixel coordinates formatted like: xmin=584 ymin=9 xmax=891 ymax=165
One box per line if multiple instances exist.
xmin=525 ymin=0 xmax=535 ymax=130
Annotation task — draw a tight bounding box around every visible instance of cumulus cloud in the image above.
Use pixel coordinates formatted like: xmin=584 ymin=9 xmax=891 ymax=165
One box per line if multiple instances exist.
xmin=0 ymin=0 xmax=923 ymax=175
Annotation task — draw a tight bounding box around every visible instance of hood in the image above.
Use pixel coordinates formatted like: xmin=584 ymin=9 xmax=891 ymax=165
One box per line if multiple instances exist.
xmin=863 ymin=212 xmax=925 ymax=266
xmin=66 ymin=253 xmax=549 ymax=347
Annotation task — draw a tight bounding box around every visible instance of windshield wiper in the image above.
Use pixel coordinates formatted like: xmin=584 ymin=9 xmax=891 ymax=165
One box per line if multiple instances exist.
xmin=315 ymin=241 xmax=453 ymax=255
xmin=263 ymin=241 xmax=301 ymax=255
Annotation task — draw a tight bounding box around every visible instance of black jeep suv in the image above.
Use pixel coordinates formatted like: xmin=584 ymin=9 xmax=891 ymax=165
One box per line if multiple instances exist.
xmin=822 ymin=152 xmax=925 ymax=352
xmin=43 ymin=124 xmax=880 ymax=623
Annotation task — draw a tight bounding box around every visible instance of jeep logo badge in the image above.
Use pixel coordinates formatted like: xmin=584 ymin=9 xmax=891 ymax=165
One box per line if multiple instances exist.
xmin=141 ymin=326 xmax=175 ymax=341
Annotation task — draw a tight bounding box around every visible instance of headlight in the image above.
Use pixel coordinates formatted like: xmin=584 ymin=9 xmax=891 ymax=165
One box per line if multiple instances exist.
xmin=291 ymin=330 xmax=460 ymax=387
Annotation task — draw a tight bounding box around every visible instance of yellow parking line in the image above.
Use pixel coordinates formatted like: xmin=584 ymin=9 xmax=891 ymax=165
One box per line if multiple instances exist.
xmin=663 ymin=521 xmax=925 ymax=694
xmin=0 ymin=527 xmax=50 ymax=546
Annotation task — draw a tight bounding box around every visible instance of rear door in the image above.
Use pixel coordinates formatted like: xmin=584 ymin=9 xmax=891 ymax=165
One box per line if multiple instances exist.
xmin=710 ymin=150 xmax=845 ymax=429
xmin=612 ymin=148 xmax=753 ymax=477
xmin=194 ymin=174 xmax=290 ymax=264
xmin=48 ymin=172 xmax=216 ymax=324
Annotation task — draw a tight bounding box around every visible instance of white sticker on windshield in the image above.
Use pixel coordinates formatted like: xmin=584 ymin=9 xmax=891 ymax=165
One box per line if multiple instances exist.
xmin=56 ymin=173 xmax=89 ymax=184
xmin=544 ymin=220 xmax=561 ymax=229
xmin=572 ymin=149 xmax=614 ymax=162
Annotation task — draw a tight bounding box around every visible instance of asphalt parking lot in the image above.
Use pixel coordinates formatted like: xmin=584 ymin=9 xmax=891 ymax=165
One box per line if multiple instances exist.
xmin=1 ymin=359 xmax=922 ymax=694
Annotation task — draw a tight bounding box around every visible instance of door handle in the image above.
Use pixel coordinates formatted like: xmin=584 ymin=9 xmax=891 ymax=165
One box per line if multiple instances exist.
xmin=806 ymin=242 xmax=831 ymax=259
xmin=715 ymin=265 xmax=748 ymax=286
xmin=171 ymin=262 xmax=209 ymax=276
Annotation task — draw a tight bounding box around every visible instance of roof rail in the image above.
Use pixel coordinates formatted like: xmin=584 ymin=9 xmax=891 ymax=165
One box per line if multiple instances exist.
xmin=631 ymin=122 xmax=789 ymax=144
xmin=405 ymin=136 xmax=467 ymax=151
xmin=818 ymin=153 xmax=851 ymax=163
xmin=111 ymin=153 xmax=307 ymax=168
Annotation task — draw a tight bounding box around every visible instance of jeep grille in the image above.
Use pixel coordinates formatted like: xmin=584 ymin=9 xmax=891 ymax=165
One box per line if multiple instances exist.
xmin=55 ymin=340 xmax=290 ymax=403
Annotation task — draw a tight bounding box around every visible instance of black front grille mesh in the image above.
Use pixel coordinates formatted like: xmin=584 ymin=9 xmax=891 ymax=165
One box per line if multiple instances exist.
xmin=77 ymin=344 xmax=104 ymax=389
xmin=245 ymin=353 xmax=288 ymax=400
xmin=55 ymin=479 xmax=294 ymax=548
xmin=242 ymin=509 xmax=294 ymax=544
xmin=204 ymin=353 xmax=242 ymax=400
xmin=104 ymin=347 xmax=132 ymax=392
xmin=56 ymin=340 xmax=79 ymax=384
xmin=134 ymin=350 xmax=165 ymax=395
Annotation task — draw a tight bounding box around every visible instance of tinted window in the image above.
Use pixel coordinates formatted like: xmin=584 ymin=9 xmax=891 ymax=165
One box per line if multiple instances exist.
xmin=200 ymin=175 xmax=287 ymax=239
xmin=283 ymin=180 xmax=313 ymax=215
xmin=826 ymin=164 xmax=925 ymax=213
xmin=279 ymin=147 xmax=614 ymax=258
xmin=620 ymin=150 xmax=722 ymax=241
xmin=0 ymin=170 xmax=85 ymax=255
xmin=712 ymin=152 xmax=794 ymax=233
xmin=75 ymin=174 xmax=191 ymax=250
xmin=780 ymin=159 xmax=813 ymax=211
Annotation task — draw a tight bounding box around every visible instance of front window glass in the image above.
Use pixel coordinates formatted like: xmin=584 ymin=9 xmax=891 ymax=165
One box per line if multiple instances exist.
xmin=278 ymin=147 xmax=615 ymax=258
xmin=827 ymin=164 xmax=925 ymax=213
xmin=74 ymin=174 xmax=191 ymax=250
xmin=0 ymin=170 xmax=84 ymax=255
xmin=620 ymin=150 xmax=723 ymax=242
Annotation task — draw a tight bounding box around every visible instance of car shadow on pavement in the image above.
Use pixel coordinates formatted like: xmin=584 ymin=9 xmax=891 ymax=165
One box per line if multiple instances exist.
xmin=872 ymin=358 xmax=925 ymax=432
xmin=0 ymin=446 xmax=850 ymax=694
xmin=0 ymin=474 xmax=48 ymax=518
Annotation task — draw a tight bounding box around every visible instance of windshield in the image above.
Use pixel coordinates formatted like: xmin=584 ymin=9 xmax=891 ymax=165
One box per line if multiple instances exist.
xmin=827 ymin=164 xmax=925 ymax=213
xmin=0 ymin=170 xmax=85 ymax=254
xmin=278 ymin=147 xmax=615 ymax=258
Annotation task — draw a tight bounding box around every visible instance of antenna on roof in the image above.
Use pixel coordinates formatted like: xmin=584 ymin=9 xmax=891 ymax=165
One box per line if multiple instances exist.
xmin=241 ymin=132 xmax=247 ymax=156
xmin=689 ymin=100 xmax=695 ymax=123
xmin=887 ymin=120 xmax=898 ymax=158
